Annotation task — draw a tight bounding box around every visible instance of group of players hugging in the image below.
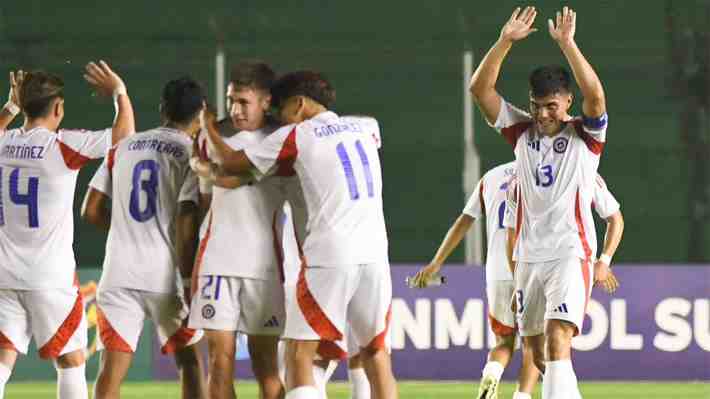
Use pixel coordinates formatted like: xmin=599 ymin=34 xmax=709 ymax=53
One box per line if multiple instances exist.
xmin=0 ymin=5 xmax=622 ymax=399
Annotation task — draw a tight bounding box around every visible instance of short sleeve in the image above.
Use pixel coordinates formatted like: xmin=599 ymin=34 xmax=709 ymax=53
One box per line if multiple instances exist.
xmin=491 ymin=98 xmax=533 ymax=148
xmin=592 ymin=175 xmax=620 ymax=219
xmin=88 ymin=159 xmax=112 ymax=197
xmin=574 ymin=113 xmax=608 ymax=155
xmin=56 ymin=128 xmax=112 ymax=169
xmin=243 ymin=124 xmax=298 ymax=177
xmin=179 ymin=169 xmax=199 ymax=205
xmin=462 ymin=178 xmax=484 ymax=218
xmin=502 ymin=178 xmax=518 ymax=229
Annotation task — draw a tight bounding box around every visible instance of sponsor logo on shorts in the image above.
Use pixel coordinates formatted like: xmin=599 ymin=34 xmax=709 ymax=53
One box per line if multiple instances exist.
xmin=553 ymin=137 xmax=568 ymax=153
xmin=201 ymin=304 xmax=216 ymax=319
xmin=263 ymin=316 xmax=279 ymax=328
xmin=554 ymin=303 xmax=569 ymax=313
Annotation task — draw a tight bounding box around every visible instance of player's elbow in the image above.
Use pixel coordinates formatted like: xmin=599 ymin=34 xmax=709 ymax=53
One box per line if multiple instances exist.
xmin=607 ymin=211 xmax=624 ymax=232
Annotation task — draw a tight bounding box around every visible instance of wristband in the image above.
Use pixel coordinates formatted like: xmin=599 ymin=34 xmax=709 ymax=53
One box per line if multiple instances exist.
xmin=112 ymin=86 xmax=127 ymax=102
xmin=3 ymin=102 xmax=20 ymax=117
xmin=599 ymin=254 xmax=612 ymax=266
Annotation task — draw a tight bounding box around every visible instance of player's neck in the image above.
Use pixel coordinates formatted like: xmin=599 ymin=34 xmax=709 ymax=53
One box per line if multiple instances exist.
xmin=164 ymin=121 xmax=196 ymax=137
xmin=303 ymin=105 xmax=328 ymax=120
xmin=23 ymin=118 xmax=58 ymax=133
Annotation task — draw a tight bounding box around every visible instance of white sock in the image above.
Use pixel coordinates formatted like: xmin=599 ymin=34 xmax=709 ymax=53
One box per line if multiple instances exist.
xmin=56 ymin=364 xmax=88 ymax=399
xmin=542 ymin=360 xmax=581 ymax=399
xmin=323 ymin=360 xmax=338 ymax=384
xmin=0 ymin=362 xmax=12 ymax=399
xmin=312 ymin=365 xmax=328 ymax=399
xmin=348 ymin=367 xmax=371 ymax=399
xmin=513 ymin=391 xmax=532 ymax=399
xmin=481 ymin=361 xmax=505 ymax=381
xmin=286 ymin=385 xmax=320 ymax=399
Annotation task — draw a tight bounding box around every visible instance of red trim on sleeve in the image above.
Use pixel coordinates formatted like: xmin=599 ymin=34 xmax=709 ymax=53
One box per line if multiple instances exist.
xmin=275 ymin=127 xmax=298 ymax=177
xmin=38 ymin=292 xmax=84 ymax=359
xmin=96 ymin=307 xmax=133 ymax=353
xmin=107 ymin=147 xmax=117 ymax=177
xmin=57 ymin=140 xmax=92 ymax=170
xmin=501 ymin=122 xmax=532 ymax=149
xmin=572 ymin=120 xmax=604 ymax=155
xmin=296 ymin=263 xmax=343 ymax=341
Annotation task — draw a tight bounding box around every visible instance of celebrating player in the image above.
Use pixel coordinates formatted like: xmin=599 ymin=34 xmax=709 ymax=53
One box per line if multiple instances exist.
xmin=0 ymin=61 xmax=134 ymax=399
xmin=469 ymin=6 xmax=608 ymax=399
xmin=412 ymin=162 xmax=539 ymax=399
xmin=84 ymin=77 xmax=206 ymax=399
xmin=198 ymin=71 xmax=397 ymax=399
xmin=188 ymin=61 xmax=287 ymax=399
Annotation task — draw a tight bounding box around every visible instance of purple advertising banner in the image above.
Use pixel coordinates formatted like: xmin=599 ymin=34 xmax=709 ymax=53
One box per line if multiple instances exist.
xmin=154 ymin=264 xmax=710 ymax=381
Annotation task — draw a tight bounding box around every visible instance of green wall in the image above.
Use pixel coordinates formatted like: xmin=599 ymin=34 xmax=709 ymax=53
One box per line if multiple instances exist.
xmin=0 ymin=0 xmax=701 ymax=264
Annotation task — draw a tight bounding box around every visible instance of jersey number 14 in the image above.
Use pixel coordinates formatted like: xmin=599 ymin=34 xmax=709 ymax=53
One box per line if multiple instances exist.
xmin=0 ymin=167 xmax=39 ymax=228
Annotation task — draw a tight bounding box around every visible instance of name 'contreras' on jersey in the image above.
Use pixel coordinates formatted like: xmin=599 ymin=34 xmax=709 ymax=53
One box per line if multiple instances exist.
xmin=91 ymin=127 xmax=198 ymax=294
xmin=244 ymin=112 xmax=387 ymax=267
xmin=492 ymin=98 xmax=608 ymax=263
xmin=462 ymin=161 xmax=516 ymax=281
xmin=0 ymin=127 xmax=112 ymax=290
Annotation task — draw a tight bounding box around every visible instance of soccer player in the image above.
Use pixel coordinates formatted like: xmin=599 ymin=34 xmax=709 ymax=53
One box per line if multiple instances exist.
xmin=188 ymin=61 xmax=287 ymax=399
xmin=198 ymin=71 xmax=396 ymax=399
xmin=84 ymin=77 xmax=207 ymax=399
xmin=469 ymin=6 xmax=608 ymax=398
xmin=0 ymin=61 xmax=134 ymax=399
xmin=412 ymin=161 xmax=539 ymax=399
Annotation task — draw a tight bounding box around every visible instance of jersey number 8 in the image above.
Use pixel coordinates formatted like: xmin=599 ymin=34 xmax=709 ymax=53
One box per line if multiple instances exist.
xmin=129 ymin=160 xmax=160 ymax=222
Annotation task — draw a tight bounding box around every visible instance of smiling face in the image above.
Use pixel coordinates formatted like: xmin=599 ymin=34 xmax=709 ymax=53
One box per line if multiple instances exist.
xmin=529 ymin=91 xmax=572 ymax=135
xmin=227 ymin=83 xmax=270 ymax=131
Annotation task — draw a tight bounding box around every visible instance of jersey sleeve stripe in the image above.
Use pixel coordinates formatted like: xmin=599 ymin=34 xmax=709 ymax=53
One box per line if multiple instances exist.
xmin=57 ymin=140 xmax=92 ymax=170
xmin=38 ymin=293 xmax=83 ymax=359
xmin=96 ymin=307 xmax=133 ymax=353
xmin=316 ymin=340 xmax=348 ymax=361
xmin=296 ymin=265 xmax=343 ymax=341
xmin=572 ymin=120 xmax=604 ymax=155
xmin=275 ymin=127 xmax=298 ymax=177
xmin=501 ymin=121 xmax=532 ymax=148
xmin=366 ymin=303 xmax=392 ymax=351
xmin=582 ymin=113 xmax=608 ymax=130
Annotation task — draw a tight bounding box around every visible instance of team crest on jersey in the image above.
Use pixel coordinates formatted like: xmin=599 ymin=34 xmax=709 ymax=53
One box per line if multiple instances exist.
xmin=553 ymin=137 xmax=568 ymax=153
xmin=202 ymin=304 xmax=216 ymax=319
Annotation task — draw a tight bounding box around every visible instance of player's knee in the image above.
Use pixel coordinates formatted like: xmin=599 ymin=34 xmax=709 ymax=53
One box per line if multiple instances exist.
xmin=495 ymin=334 xmax=516 ymax=353
xmin=55 ymin=349 xmax=85 ymax=368
xmin=287 ymin=341 xmax=317 ymax=365
xmin=545 ymin=322 xmax=574 ymax=360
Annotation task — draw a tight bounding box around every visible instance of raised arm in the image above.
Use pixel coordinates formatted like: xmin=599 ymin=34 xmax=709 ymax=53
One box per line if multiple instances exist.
xmin=470 ymin=6 xmax=538 ymax=125
xmin=412 ymin=214 xmax=475 ymax=288
xmin=83 ymin=61 xmax=135 ymax=145
xmin=0 ymin=71 xmax=24 ymax=131
xmin=201 ymin=109 xmax=253 ymax=174
xmin=548 ymin=7 xmax=606 ymax=118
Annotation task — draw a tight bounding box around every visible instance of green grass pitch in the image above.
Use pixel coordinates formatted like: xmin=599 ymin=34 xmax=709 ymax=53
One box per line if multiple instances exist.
xmin=4 ymin=381 xmax=710 ymax=398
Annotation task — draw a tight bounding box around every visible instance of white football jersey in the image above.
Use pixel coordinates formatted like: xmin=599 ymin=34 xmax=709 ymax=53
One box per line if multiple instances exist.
xmin=493 ymin=98 xmax=608 ymax=263
xmin=0 ymin=126 xmax=112 ymax=290
xmin=504 ymin=173 xmax=619 ymax=260
xmin=462 ymin=161 xmax=516 ymax=281
xmin=245 ymin=112 xmax=388 ymax=267
xmin=195 ymin=129 xmax=285 ymax=280
xmin=96 ymin=127 xmax=198 ymax=294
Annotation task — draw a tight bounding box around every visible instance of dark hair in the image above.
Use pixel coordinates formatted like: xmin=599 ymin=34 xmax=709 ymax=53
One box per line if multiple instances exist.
xmin=230 ymin=61 xmax=276 ymax=93
xmin=529 ymin=65 xmax=572 ymax=98
xmin=161 ymin=76 xmax=205 ymax=124
xmin=271 ymin=71 xmax=335 ymax=109
xmin=20 ymin=71 xmax=64 ymax=119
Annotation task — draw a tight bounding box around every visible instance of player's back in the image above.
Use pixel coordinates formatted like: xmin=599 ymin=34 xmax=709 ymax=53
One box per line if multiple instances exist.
xmin=478 ymin=162 xmax=516 ymax=281
xmin=294 ymin=112 xmax=387 ymax=266
xmin=0 ymin=126 xmax=110 ymax=289
xmin=101 ymin=127 xmax=196 ymax=293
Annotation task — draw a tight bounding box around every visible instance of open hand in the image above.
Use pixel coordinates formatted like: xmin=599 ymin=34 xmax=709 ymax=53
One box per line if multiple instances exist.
xmin=594 ymin=260 xmax=620 ymax=294
xmin=84 ymin=60 xmax=127 ymax=98
xmin=500 ymin=6 xmax=538 ymax=43
xmin=9 ymin=70 xmax=25 ymax=106
xmin=548 ymin=6 xmax=576 ymax=45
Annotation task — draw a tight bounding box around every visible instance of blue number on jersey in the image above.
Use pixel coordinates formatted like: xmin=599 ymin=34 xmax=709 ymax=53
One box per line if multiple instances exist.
xmin=535 ymin=164 xmax=554 ymax=187
xmin=0 ymin=167 xmax=40 ymax=228
xmin=129 ymin=160 xmax=160 ymax=222
xmin=335 ymin=140 xmax=375 ymax=201
xmin=497 ymin=202 xmax=506 ymax=229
